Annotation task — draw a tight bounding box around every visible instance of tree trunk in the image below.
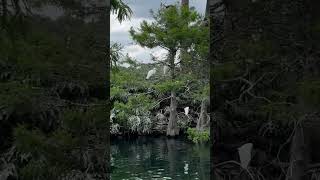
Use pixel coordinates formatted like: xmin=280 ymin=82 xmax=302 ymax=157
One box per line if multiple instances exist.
xmin=1 ymin=0 xmax=7 ymax=25
xmin=167 ymin=91 xmax=179 ymax=136
xmin=181 ymin=0 xmax=189 ymax=7
xmin=287 ymin=122 xmax=308 ymax=180
xmin=179 ymin=0 xmax=189 ymax=73
xmin=196 ymin=97 xmax=209 ymax=131
xmin=166 ymin=50 xmax=179 ymax=136
xmin=13 ymin=0 xmax=21 ymax=16
xmin=205 ymin=0 xmax=209 ymax=18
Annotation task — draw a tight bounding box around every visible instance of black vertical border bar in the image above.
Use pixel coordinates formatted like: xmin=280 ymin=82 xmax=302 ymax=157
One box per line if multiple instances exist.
xmin=106 ymin=0 xmax=111 ymax=179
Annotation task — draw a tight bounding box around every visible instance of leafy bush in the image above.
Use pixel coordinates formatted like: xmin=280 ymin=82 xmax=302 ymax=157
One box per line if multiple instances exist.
xmin=113 ymin=94 xmax=157 ymax=134
xmin=128 ymin=111 xmax=152 ymax=134
xmin=13 ymin=125 xmax=76 ymax=179
xmin=191 ymin=84 xmax=209 ymax=102
xmin=186 ymin=128 xmax=210 ymax=143
xmin=154 ymin=80 xmax=185 ymax=93
xmin=298 ymin=79 xmax=320 ymax=107
xmin=110 ymin=123 xmax=120 ymax=135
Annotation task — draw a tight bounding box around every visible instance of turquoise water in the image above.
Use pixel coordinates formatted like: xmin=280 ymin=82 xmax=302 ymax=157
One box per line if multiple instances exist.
xmin=111 ymin=136 xmax=210 ymax=180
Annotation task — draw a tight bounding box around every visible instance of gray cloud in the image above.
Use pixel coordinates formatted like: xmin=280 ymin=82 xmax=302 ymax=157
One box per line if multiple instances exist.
xmin=111 ymin=31 xmax=132 ymax=45
xmin=111 ymin=0 xmax=207 ymax=63
xmin=124 ymin=0 xmax=207 ymax=18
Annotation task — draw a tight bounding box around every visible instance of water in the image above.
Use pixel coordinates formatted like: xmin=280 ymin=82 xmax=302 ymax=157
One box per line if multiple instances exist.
xmin=111 ymin=136 xmax=210 ymax=180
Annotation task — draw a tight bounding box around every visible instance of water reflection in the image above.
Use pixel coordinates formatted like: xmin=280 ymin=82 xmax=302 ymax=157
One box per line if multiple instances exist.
xmin=111 ymin=136 xmax=210 ymax=180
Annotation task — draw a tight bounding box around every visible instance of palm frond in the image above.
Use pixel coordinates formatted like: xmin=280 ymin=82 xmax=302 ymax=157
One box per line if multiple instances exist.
xmin=111 ymin=0 xmax=133 ymax=22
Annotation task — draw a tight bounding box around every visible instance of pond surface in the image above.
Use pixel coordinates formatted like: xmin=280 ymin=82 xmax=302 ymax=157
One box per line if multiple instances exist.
xmin=111 ymin=136 xmax=210 ymax=180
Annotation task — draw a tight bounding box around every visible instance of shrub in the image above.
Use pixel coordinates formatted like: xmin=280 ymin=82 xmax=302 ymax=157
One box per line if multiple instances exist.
xmin=186 ymin=128 xmax=209 ymax=143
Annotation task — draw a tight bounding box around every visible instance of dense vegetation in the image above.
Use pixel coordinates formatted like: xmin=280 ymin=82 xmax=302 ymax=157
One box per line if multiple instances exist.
xmin=110 ymin=3 xmax=210 ymax=142
xmin=210 ymin=0 xmax=320 ymax=179
xmin=5 ymin=0 xmax=319 ymax=179
xmin=0 ymin=0 xmax=131 ymax=179
xmin=0 ymin=0 xmax=210 ymax=179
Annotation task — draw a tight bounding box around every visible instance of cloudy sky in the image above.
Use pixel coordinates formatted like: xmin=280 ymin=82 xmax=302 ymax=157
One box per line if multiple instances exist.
xmin=111 ymin=0 xmax=207 ymax=64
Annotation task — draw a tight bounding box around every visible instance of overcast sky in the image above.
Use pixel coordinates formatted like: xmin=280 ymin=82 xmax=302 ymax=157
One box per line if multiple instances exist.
xmin=111 ymin=0 xmax=207 ymax=64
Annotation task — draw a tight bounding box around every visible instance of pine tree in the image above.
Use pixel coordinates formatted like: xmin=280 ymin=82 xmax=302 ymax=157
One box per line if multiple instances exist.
xmin=130 ymin=3 xmax=207 ymax=136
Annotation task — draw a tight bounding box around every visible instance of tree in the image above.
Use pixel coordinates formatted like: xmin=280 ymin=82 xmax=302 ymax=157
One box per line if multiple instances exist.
xmin=181 ymin=0 xmax=189 ymax=8
xmin=130 ymin=3 xmax=207 ymax=136
xmin=0 ymin=0 xmax=131 ymax=26
xmin=111 ymin=62 xmax=158 ymax=135
xmin=111 ymin=0 xmax=133 ymax=22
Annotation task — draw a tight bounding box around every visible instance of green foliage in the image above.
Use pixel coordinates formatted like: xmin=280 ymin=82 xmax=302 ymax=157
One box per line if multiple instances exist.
xmin=13 ymin=125 xmax=76 ymax=179
xmin=186 ymin=128 xmax=210 ymax=143
xmin=238 ymin=40 xmax=277 ymax=60
xmin=114 ymin=94 xmax=157 ymax=126
xmin=14 ymin=125 xmax=47 ymax=158
xmin=0 ymin=82 xmax=36 ymax=105
xmin=192 ymin=84 xmax=210 ymax=102
xmin=126 ymin=3 xmax=210 ymax=138
xmin=0 ymin=3 xmax=111 ymax=177
xmin=110 ymin=42 xmax=124 ymax=68
xmin=127 ymin=112 xmax=152 ymax=134
xmin=212 ymin=62 xmax=240 ymax=80
xmin=111 ymin=61 xmax=161 ymax=134
xmin=63 ymin=105 xmax=107 ymax=131
xmin=111 ymin=0 xmax=133 ymax=22
xmin=111 ymin=2 xmax=210 ymax=133
xmin=19 ymin=159 xmax=50 ymax=180
xmin=111 ymin=67 xmax=150 ymax=90
xmin=154 ymin=80 xmax=185 ymax=93
xmin=0 ymin=82 xmax=50 ymax=123
xmin=13 ymin=104 xmax=107 ymax=178
xmin=130 ymin=4 xmax=205 ymax=51
xmin=298 ymin=79 xmax=320 ymax=107
xmin=111 ymin=86 xmax=127 ymax=100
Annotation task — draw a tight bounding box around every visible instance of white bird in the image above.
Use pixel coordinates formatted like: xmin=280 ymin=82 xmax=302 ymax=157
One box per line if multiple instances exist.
xmin=136 ymin=66 xmax=141 ymax=69
xmin=110 ymin=108 xmax=116 ymax=121
xmin=146 ymin=67 xmax=156 ymax=80
xmin=184 ymin=162 xmax=189 ymax=174
xmin=184 ymin=107 xmax=189 ymax=116
xmin=163 ymin=65 xmax=169 ymax=75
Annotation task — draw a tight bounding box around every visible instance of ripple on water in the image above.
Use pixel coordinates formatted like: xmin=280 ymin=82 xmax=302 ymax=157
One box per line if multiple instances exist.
xmin=111 ymin=137 xmax=210 ymax=180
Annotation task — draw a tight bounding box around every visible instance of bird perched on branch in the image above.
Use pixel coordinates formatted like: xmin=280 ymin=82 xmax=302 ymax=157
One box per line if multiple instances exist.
xmin=146 ymin=67 xmax=157 ymax=80
xmin=160 ymin=2 xmax=174 ymax=9
xmin=184 ymin=107 xmax=189 ymax=116
xmin=165 ymin=5 xmax=174 ymax=9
